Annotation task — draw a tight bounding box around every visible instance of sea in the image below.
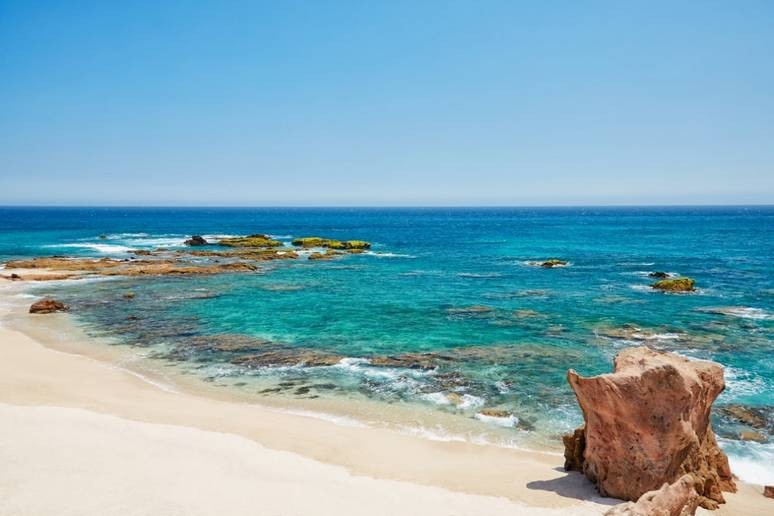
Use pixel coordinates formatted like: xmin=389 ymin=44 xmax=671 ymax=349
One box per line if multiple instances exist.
xmin=1 ymin=206 xmax=772 ymax=483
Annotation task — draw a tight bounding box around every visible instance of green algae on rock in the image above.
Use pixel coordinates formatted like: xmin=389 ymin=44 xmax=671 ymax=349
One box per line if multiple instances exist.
xmin=218 ymin=234 xmax=283 ymax=247
xmin=652 ymin=277 xmax=696 ymax=292
xmin=291 ymin=237 xmax=371 ymax=250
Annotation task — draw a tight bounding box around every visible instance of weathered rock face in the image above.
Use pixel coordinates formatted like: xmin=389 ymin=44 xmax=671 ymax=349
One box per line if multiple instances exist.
xmin=604 ymin=474 xmax=701 ymax=516
xmin=29 ymin=298 xmax=68 ymax=314
xmin=564 ymin=346 xmax=736 ymax=509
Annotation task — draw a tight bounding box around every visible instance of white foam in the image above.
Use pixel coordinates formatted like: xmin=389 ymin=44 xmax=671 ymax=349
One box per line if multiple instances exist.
xmin=277 ymin=408 xmax=369 ymax=428
xmin=699 ymin=306 xmax=773 ymax=320
xmin=457 ymin=394 xmax=485 ymax=410
xmin=723 ymin=368 xmax=768 ymax=397
xmin=364 ymin=251 xmax=416 ymax=258
xmin=475 ymin=412 xmax=518 ymax=428
xmin=421 ymin=392 xmax=452 ymax=405
xmin=43 ymin=243 xmax=134 ymax=253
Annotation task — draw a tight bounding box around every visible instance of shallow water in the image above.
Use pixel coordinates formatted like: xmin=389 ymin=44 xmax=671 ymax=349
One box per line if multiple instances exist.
xmin=1 ymin=206 xmax=772 ymax=482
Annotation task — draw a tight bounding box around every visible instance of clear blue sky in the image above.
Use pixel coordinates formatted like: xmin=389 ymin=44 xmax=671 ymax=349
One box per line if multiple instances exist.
xmin=1 ymin=1 xmax=773 ymax=206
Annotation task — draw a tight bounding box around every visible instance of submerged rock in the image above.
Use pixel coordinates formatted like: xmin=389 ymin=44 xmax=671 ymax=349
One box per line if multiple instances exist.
xmin=563 ymin=346 xmax=735 ymax=509
xmin=604 ymin=474 xmax=701 ymax=516
xmin=233 ymin=349 xmax=342 ymax=368
xmin=649 ymin=271 xmax=670 ymax=279
xmin=718 ymin=404 xmax=770 ymax=430
xmin=739 ymin=430 xmax=767 ymax=443
xmin=29 ymin=298 xmax=69 ymax=314
xmin=652 ymin=277 xmax=696 ymax=292
xmin=5 ymin=256 xmax=259 ymax=277
xmin=184 ymin=235 xmax=208 ymax=246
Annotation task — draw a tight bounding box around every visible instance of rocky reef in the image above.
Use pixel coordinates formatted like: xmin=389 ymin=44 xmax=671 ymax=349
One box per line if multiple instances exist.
xmin=652 ymin=277 xmax=696 ymax=292
xmin=563 ymin=346 xmax=735 ymax=510
xmin=29 ymin=298 xmax=69 ymax=314
xmin=5 ymin=257 xmax=258 ymax=279
xmin=291 ymin=237 xmax=371 ymax=250
xmin=218 ymin=234 xmax=283 ymax=247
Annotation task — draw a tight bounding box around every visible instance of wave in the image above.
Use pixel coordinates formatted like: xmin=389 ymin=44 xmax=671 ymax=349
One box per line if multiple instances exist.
xmin=277 ymin=408 xmax=369 ymax=428
xmin=718 ymin=438 xmax=774 ymax=485
xmin=457 ymin=272 xmax=502 ymax=278
xmin=43 ymin=243 xmax=134 ymax=253
xmin=475 ymin=412 xmax=518 ymax=428
xmin=697 ymin=306 xmax=773 ymax=320
xmin=364 ymin=251 xmax=416 ymax=258
xmin=723 ymin=367 xmax=768 ymax=398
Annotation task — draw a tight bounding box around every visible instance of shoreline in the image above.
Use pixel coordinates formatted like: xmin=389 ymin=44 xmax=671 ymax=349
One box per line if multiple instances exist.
xmin=0 ymin=279 xmax=770 ymax=514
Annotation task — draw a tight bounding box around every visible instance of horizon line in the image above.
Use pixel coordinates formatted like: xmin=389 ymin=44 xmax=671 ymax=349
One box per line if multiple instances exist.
xmin=1 ymin=203 xmax=773 ymax=209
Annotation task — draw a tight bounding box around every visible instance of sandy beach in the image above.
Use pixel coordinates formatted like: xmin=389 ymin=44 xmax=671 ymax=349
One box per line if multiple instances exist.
xmin=0 ymin=280 xmax=769 ymax=515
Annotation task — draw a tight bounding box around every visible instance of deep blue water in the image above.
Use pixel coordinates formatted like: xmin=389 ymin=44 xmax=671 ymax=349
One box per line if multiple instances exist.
xmin=1 ymin=206 xmax=773 ymax=480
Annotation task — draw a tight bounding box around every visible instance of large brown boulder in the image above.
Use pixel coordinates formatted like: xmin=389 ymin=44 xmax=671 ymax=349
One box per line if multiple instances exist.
xmin=29 ymin=298 xmax=68 ymax=314
xmin=563 ymin=347 xmax=735 ymax=509
xmin=604 ymin=474 xmax=701 ymax=516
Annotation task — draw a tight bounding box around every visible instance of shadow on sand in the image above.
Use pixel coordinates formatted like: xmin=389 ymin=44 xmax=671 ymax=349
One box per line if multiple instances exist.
xmin=526 ymin=467 xmax=620 ymax=507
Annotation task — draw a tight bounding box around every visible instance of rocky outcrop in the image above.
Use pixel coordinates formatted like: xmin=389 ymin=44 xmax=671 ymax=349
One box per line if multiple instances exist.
xmin=292 ymin=237 xmax=371 ymax=250
xmin=604 ymin=474 xmax=701 ymax=516
xmin=563 ymin=346 xmax=735 ymax=509
xmin=29 ymin=298 xmax=68 ymax=314
xmin=652 ymin=277 xmax=696 ymax=292
xmin=184 ymin=235 xmax=208 ymax=246
xmin=218 ymin=234 xmax=282 ymax=247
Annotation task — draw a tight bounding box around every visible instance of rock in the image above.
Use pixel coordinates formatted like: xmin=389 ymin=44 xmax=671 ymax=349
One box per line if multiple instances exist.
xmin=541 ymin=258 xmax=568 ymax=268
xmin=5 ymin=256 xmax=258 ymax=278
xmin=652 ymin=277 xmax=696 ymax=292
xmin=292 ymin=237 xmax=371 ymax=250
xmin=649 ymin=271 xmax=669 ymax=279
xmin=478 ymin=408 xmax=511 ymax=418
xmin=98 ymin=234 xmax=107 ymax=240
xmin=604 ymin=474 xmax=701 ymax=516
xmin=29 ymin=298 xmax=68 ymax=314
xmin=562 ymin=426 xmax=586 ymax=471
xmin=563 ymin=346 xmax=735 ymax=509
xmin=184 ymin=235 xmax=208 ymax=246
xmin=514 ymin=309 xmax=541 ymax=318
xmin=369 ymin=353 xmax=444 ymax=370
xmin=764 ymin=486 xmax=774 ymax=499
xmin=123 ymin=292 xmax=135 ymax=299
xmin=9 ymin=273 xmax=21 ymax=280
xmin=218 ymin=235 xmax=282 ymax=247
xmin=719 ymin=404 xmax=769 ymax=430
xmin=739 ymin=430 xmax=767 ymax=443
xmin=233 ymin=350 xmax=342 ymax=368
xmin=130 ymin=249 xmax=153 ymax=256
xmin=307 ymin=250 xmax=340 ymax=261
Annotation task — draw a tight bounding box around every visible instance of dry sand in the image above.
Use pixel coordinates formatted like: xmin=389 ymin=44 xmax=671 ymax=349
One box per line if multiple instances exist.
xmin=0 ymin=280 xmax=768 ymax=515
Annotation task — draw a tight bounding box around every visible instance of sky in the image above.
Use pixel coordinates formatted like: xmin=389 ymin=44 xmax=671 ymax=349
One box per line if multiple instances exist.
xmin=1 ymin=1 xmax=773 ymax=206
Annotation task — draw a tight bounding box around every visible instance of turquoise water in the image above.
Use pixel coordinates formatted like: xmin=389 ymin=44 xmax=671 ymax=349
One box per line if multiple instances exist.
xmin=1 ymin=207 xmax=772 ymax=481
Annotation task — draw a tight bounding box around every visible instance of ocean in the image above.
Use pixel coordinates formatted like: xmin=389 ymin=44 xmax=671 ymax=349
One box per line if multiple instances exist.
xmin=1 ymin=206 xmax=772 ymax=483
